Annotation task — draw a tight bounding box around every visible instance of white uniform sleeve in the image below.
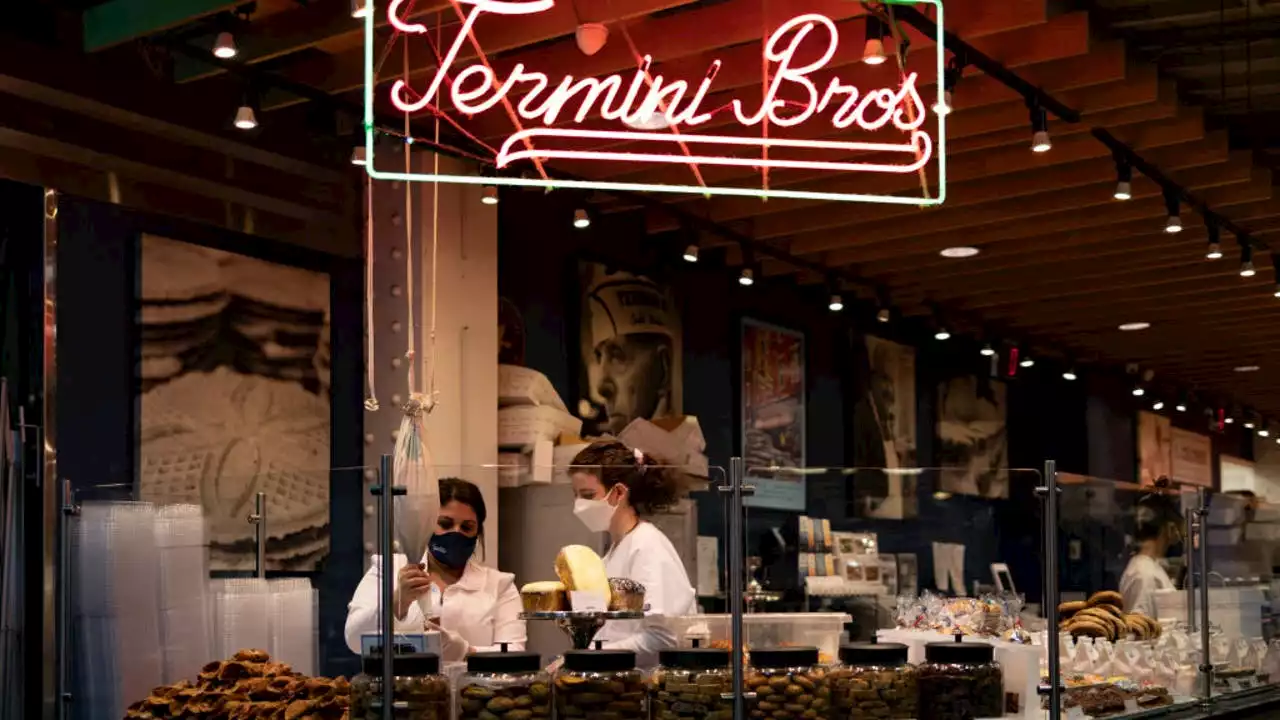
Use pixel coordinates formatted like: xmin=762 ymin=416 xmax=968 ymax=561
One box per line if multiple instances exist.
xmin=344 ymin=554 xmax=427 ymax=653
xmin=1119 ymin=561 xmax=1158 ymax=619
xmin=598 ymin=540 xmax=694 ymax=662
xmin=469 ymin=575 xmax=528 ymax=653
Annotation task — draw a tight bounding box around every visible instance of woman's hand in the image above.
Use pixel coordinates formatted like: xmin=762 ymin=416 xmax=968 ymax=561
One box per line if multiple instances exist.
xmin=394 ymin=562 xmax=433 ymax=620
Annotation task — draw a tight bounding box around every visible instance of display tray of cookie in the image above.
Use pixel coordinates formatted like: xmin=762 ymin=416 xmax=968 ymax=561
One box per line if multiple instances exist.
xmin=1058 ymin=591 xmax=1163 ymax=642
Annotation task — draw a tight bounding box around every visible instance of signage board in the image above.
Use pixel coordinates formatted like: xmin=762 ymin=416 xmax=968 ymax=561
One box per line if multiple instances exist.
xmin=363 ymin=0 xmax=947 ymax=205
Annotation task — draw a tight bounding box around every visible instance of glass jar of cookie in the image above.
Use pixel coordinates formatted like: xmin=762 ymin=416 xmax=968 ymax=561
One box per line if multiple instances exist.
xmin=554 ymin=649 xmax=647 ymax=720
xmin=745 ymin=647 xmax=830 ymax=720
xmin=651 ymin=646 xmax=733 ymax=720
xmin=457 ymin=646 xmax=551 ymax=720
xmin=917 ymin=640 xmax=1003 ymax=720
xmin=829 ymin=641 xmax=917 ymax=719
xmin=357 ymin=652 xmax=451 ymax=720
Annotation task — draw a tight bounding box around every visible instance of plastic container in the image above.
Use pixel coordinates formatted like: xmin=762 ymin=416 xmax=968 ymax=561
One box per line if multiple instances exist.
xmin=829 ymin=642 xmax=917 ymax=719
xmin=1153 ymin=586 xmax=1265 ymax=638
xmin=554 ymin=649 xmax=647 ymax=720
xmin=917 ymin=639 xmax=1003 ymax=720
xmin=668 ymin=613 xmax=851 ymax=663
xmin=745 ymin=646 xmax=830 ymax=720
xmin=650 ymin=646 xmax=733 ymax=720
xmin=457 ymin=646 xmax=551 ymax=720
xmin=353 ymin=653 xmax=451 ymax=720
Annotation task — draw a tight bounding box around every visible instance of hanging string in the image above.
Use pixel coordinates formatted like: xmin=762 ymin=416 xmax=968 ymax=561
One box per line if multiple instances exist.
xmin=364 ymin=173 xmax=379 ymax=411
xmin=403 ymin=31 xmax=418 ymax=397
xmin=426 ymin=10 xmax=442 ymax=407
xmin=885 ymin=5 xmax=931 ymax=201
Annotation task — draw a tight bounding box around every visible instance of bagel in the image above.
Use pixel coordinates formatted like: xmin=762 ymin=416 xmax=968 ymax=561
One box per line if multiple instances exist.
xmin=1075 ymin=608 xmax=1125 ymax=637
xmin=1067 ymin=619 xmax=1111 ymax=640
xmin=1094 ymin=603 xmax=1125 ymax=620
xmin=1087 ymin=591 xmax=1125 ymax=611
xmin=1122 ymin=615 xmax=1148 ymax=640
xmin=1058 ymin=600 xmax=1087 ymax=618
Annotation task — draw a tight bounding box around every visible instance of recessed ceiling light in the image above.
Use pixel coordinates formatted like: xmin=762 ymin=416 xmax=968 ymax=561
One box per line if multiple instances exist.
xmin=1234 ymin=365 xmax=1261 ymax=373
xmin=940 ymin=246 xmax=980 ymax=258
xmin=1118 ymin=322 xmax=1151 ymax=331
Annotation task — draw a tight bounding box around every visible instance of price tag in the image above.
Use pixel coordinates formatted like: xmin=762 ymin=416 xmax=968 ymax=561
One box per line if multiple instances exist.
xmin=569 ymin=590 xmax=607 ymax=612
xmin=1123 ymin=698 xmax=1140 ymax=713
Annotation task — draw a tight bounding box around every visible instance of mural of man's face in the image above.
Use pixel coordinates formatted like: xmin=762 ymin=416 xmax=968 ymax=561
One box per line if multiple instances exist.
xmin=593 ymin=332 xmax=671 ymax=434
xmin=871 ymin=370 xmax=896 ymax=440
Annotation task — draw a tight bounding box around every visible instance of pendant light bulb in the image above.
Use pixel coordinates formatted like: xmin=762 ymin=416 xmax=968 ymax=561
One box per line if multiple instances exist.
xmin=573 ymin=208 xmax=590 ymax=229
xmin=350 ymin=145 xmax=367 ymax=166
xmin=863 ymin=16 xmax=887 ymax=65
xmin=933 ymin=90 xmax=952 ymax=116
xmin=1029 ymin=104 xmax=1050 ymax=152
xmin=1019 ymin=357 xmax=1035 ymax=368
xmin=682 ymin=244 xmax=699 ymax=263
xmin=1240 ymin=244 xmax=1256 ymax=277
xmin=351 ymin=0 xmax=370 ymax=18
xmin=829 ymin=294 xmax=844 ymax=312
xmin=876 ymin=308 xmax=891 ymax=324
xmin=1163 ymin=189 xmax=1181 ymax=233
xmin=233 ymin=105 xmax=257 ymax=130
xmin=980 ymin=343 xmax=995 ymax=357
xmin=1207 ymin=242 xmax=1223 ymax=260
xmin=481 ymin=185 xmax=499 ymax=205
xmin=934 ymin=328 xmax=951 ymax=341
xmin=739 ymin=268 xmax=755 ymax=286
xmin=1062 ymin=368 xmax=1078 ymax=382
xmin=1132 ymin=386 xmax=1145 ymax=397
xmin=213 ymin=31 xmax=237 ymax=59
xmin=1112 ymin=158 xmax=1132 ymax=200
xmin=1176 ymin=403 xmax=1187 ymax=412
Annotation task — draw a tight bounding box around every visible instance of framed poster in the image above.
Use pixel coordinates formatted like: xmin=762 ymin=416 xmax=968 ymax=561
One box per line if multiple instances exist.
xmin=137 ymin=234 xmax=331 ymax=571
xmin=1172 ymin=427 xmax=1212 ymax=487
xmin=1138 ymin=411 xmax=1173 ymax=486
xmin=849 ymin=335 xmax=919 ymax=519
xmin=577 ymin=261 xmax=682 ymax=437
xmin=741 ymin=319 xmax=806 ymax=510
xmin=937 ymin=376 xmax=1009 ymax=498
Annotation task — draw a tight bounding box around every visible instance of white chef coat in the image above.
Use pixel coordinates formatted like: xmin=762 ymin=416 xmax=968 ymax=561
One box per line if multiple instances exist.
xmin=593 ymin=521 xmax=696 ymax=668
xmin=345 ymin=554 xmax=526 ymax=657
xmin=1119 ymin=554 xmax=1175 ymax=619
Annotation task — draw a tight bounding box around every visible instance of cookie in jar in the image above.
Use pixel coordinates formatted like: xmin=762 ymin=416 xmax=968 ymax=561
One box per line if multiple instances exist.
xmin=651 ymin=646 xmax=733 ymax=720
xmin=554 ymin=648 xmax=647 ymax=720
xmin=917 ymin=639 xmax=1003 ymax=720
xmin=745 ymin=647 xmax=829 ymax=720
xmin=829 ymin=641 xmax=917 ymax=719
xmin=457 ymin=645 xmax=551 ymax=720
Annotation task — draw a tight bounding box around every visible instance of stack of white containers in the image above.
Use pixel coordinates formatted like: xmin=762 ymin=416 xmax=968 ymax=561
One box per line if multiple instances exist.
xmin=72 ymin=502 xmax=163 ymax=720
xmin=154 ymin=504 xmax=212 ymax=684
xmin=268 ymin=578 xmax=317 ymax=675
xmin=211 ymin=579 xmax=272 ymax=661
xmin=212 ymin=577 xmax=317 ymax=674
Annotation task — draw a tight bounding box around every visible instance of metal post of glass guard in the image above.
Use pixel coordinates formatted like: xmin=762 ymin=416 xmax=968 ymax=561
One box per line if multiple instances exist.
xmin=719 ymin=457 xmax=752 ymax=717
xmin=57 ymin=480 xmax=77 ymax=720
xmin=247 ymin=492 xmax=267 ymax=579
xmin=1041 ymin=460 xmax=1061 ymax=720
xmin=1184 ymin=507 xmax=1197 ymax=633
xmin=375 ymin=453 xmax=399 ymax=720
xmin=1195 ymin=489 xmax=1212 ymax=706
xmin=42 ymin=187 xmax=61 ymax=720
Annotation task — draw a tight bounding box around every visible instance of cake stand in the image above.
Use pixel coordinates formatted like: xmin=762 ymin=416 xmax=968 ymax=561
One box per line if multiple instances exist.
xmin=520 ymin=610 xmax=646 ymax=649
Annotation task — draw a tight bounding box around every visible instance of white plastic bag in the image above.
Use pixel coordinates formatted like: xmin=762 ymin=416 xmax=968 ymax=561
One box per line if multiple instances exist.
xmin=392 ymin=395 xmax=440 ymax=620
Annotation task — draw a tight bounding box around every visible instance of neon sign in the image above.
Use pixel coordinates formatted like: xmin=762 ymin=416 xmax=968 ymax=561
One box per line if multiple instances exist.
xmin=364 ymin=0 xmax=946 ymax=205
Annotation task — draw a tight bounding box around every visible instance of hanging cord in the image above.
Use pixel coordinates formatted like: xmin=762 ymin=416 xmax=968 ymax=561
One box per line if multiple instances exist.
xmin=364 ymin=173 xmax=380 ymax=411
xmin=403 ymin=32 xmax=418 ymax=398
xmin=884 ymin=4 xmax=931 ymax=201
xmin=425 ymin=9 xmax=442 ymax=409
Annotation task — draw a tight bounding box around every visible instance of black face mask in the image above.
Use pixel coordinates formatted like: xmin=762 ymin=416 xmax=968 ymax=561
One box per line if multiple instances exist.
xmin=429 ymin=531 xmax=477 ymax=569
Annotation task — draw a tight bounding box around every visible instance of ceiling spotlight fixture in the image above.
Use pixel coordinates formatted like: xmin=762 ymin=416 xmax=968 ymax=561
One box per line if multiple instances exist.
xmin=1029 ymin=102 xmax=1050 ymax=153
xmin=1260 ymin=427 xmax=1272 ymax=438
xmin=1118 ymin=322 xmax=1151 ymax=332
xmin=233 ymin=104 xmax=257 ymax=130
xmin=481 ymin=185 xmax=499 ymax=205
xmin=213 ymin=31 xmax=237 ymax=59
xmin=682 ymin=244 xmax=699 ymax=263
xmin=1240 ymin=243 xmax=1256 ymax=277
xmin=1274 ymin=282 xmax=1280 ymax=298
xmin=876 ymin=307 xmax=891 ymax=324
xmin=1226 ymin=415 xmax=1236 ymax=424
xmin=1205 ymin=220 xmax=1222 ymax=260
xmin=1063 ymin=367 xmax=1078 ymax=381
xmin=739 ymin=267 xmax=755 ymax=286
xmin=1245 ymin=419 xmax=1257 ymax=430
xmin=934 ymin=328 xmax=951 ymax=341
xmin=940 ymin=246 xmax=980 ymax=258
xmin=1113 ymin=155 xmax=1132 ymax=200
xmin=934 ymin=57 xmax=962 ymax=115
xmin=980 ymin=343 xmax=995 ymax=357
xmin=1163 ymin=189 xmax=1182 ymax=233
xmin=350 ymin=145 xmax=367 ymax=166
xmin=575 ymin=23 xmax=609 ymax=56
xmin=1132 ymin=386 xmax=1145 ymax=397
xmin=1176 ymin=402 xmax=1187 ymax=412
xmin=1152 ymin=400 xmax=1165 ymax=411
xmin=1234 ymin=365 xmax=1261 ymax=373
xmin=829 ymin=294 xmax=844 ymax=312
xmin=351 ymin=0 xmax=370 ymax=18
xmin=863 ymin=15 xmax=888 ymax=65
xmin=1019 ymin=356 xmax=1035 ymax=368
xmin=573 ymin=208 xmax=591 ymax=229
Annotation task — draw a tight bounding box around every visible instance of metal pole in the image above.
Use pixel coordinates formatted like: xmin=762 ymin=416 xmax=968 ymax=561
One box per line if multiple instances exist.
xmin=1196 ymin=489 xmax=1212 ymax=705
xmin=251 ymin=492 xmax=267 ymax=579
xmin=1043 ymin=460 xmax=1061 ymax=720
xmin=378 ymin=453 xmax=395 ymax=720
xmin=56 ymin=480 xmax=75 ymax=720
xmin=728 ymin=457 xmax=745 ymax=720
xmin=1184 ymin=507 xmax=1197 ymax=633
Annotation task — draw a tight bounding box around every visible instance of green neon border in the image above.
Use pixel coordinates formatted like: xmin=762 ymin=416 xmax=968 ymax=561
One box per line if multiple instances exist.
xmin=363 ymin=0 xmax=946 ymax=206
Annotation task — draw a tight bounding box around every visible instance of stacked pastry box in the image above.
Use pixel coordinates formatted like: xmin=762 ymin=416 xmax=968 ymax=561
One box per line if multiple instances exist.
xmin=496 ymin=365 xmax=583 ymax=487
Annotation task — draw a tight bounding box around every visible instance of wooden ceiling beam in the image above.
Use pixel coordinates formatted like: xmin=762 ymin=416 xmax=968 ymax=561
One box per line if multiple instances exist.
xmin=83 ymin=0 xmax=241 ymax=52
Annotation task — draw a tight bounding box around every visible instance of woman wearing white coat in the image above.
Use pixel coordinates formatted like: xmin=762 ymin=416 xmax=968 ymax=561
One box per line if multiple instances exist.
xmin=569 ymin=441 xmax=696 ymax=668
xmin=345 ymin=478 xmax=526 ymax=659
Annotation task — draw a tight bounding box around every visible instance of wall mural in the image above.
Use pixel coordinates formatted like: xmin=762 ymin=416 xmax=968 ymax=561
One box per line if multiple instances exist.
xmin=937 ymin=376 xmax=1009 ymax=499
xmin=850 ymin=336 xmax=918 ymax=519
xmin=577 ymin=261 xmax=683 ymax=437
xmin=138 ymin=235 xmax=331 ymax=571
xmin=1137 ymin=410 xmax=1173 ymax=486
xmin=741 ymin=319 xmax=806 ymax=511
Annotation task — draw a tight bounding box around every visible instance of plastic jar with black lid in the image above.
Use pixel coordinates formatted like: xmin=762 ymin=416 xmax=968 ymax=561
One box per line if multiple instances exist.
xmin=352 ymin=653 xmax=450 ymax=720
xmin=746 ymin=646 xmax=830 ymax=720
xmin=457 ymin=644 xmax=551 ymax=720
xmin=917 ymin=639 xmax=1003 ymax=720
xmin=651 ymin=646 xmax=733 ymax=720
xmin=554 ymin=648 xmax=647 ymax=720
xmin=829 ymin=641 xmax=917 ymax=719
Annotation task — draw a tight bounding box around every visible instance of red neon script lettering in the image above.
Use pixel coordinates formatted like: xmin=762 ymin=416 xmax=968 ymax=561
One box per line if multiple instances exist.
xmin=388 ymin=1 xmax=932 ymax=175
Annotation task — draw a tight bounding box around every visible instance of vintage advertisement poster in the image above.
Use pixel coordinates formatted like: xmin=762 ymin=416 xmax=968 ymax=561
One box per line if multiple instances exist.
xmin=1138 ymin=411 xmax=1173 ymax=486
xmin=1172 ymin=427 xmax=1212 ymax=487
xmin=741 ymin=319 xmax=806 ymax=510
xmin=937 ymin=376 xmax=1009 ymax=499
xmin=849 ymin=336 xmax=919 ymax=519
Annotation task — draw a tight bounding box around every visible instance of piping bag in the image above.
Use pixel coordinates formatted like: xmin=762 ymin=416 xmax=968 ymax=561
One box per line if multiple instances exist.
xmin=393 ymin=393 xmax=441 ymax=621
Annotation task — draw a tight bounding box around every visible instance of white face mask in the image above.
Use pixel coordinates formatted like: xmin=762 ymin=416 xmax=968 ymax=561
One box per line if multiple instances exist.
xmin=573 ymin=492 xmax=618 ymax=533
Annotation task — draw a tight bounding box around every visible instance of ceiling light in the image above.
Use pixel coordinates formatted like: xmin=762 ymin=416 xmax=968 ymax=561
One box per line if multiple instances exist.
xmin=1063 ymin=368 xmax=1078 ymax=381
xmin=1153 ymin=400 xmax=1165 ymax=411
xmin=575 ymin=23 xmax=609 ymax=56
xmin=1163 ymin=189 xmax=1181 ymax=233
xmin=682 ymin=244 xmax=699 ymax=263
xmin=934 ymin=59 xmax=961 ymax=115
xmin=1019 ymin=357 xmax=1035 ymax=368
xmin=829 ymin=294 xmax=844 ymax=312
xmin=876 ymin=308 xmax=891 ymax=324
xmin=1260 ymin=428 xmax=1271 ymax=438
xmin=1132 ymin=386 xmax=1145 ymax=397
xmin=1206 ymin=220 xmax=1222 ymax=259
xmin=233 ymin=105 xmax=257 ymax=130
xmin=1245 ymin=420 xmax=1256 ymax=430
xmin=1207 ymin=242 xmax=1223 ymax=260
xmin=1118 ymin=322 xmax=1151 ymax=332
xmin=934 ymin=328 xmax=951 ymax=341
xmin=351 ymin=0 xmax=370 ymax=18
xmin=1176 ymin=403 xmax=1187 ymax=412
xmin=1235 ymin=365 xmax=1261 ymax=373
xmin=739 ymin=268 xmax=755 ymax=286
xmin=1226 ymin=415 xmax=1236 ymax=424
xmin=1240 ymin=244 xmax=1255 ymax=277
xmin=573 ymin=208 xmax=590 ymax=229
xmin=1029 ymin=104 xmax=1050 ymax=153
xmin=351 ymin=145 xmax=367 ymax=166
xmin=980 ymin=343 xmax=995 ymax=357
xmin=623 ymin=111 xmax=671 ymax=131
xmin=863 ymin=16 xmax=888 ymax=65
xmin=1273 ymin=283 xmax=1280 ymax=298
xmin=1113 ymin=156 xmax=1132 ymax=200
xmin=213 ymin=31 xmax=237 ymax=59
xmin=481 ymin=185 xmax=499 ymax=205
xmin=940 ymin=246 xmax=979 ymax=258
xmin=933 ymin=90 xmax=952 ymax=116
